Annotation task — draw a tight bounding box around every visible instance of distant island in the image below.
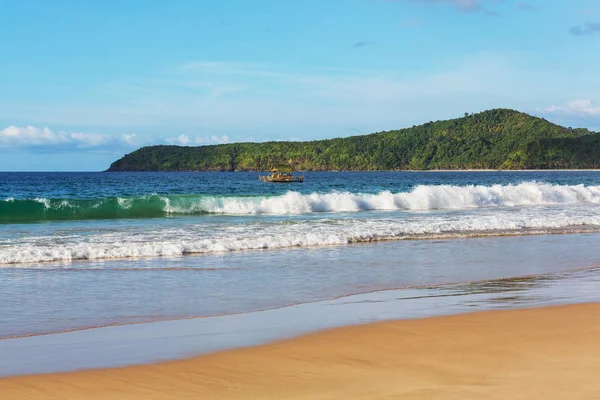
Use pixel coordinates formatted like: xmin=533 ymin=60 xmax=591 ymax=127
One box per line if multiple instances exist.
xmin=107 ymin=109 xmax=600 ymax=172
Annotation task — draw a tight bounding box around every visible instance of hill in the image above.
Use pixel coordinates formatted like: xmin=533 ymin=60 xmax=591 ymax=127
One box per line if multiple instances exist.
xmin=107 ymin=109 xmax=600 ymax=171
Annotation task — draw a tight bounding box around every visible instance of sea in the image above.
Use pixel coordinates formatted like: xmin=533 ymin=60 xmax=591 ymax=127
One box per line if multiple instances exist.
xmin=2 ymin=171 xmax=600 ymax=351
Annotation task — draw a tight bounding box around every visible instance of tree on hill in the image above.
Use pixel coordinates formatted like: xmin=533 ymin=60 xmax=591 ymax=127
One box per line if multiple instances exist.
xmin=107 ymin=109 xmax=599 ymax=172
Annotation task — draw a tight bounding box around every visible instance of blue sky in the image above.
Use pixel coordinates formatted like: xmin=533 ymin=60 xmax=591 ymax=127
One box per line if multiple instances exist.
xmin=1 ymin=0 xmax=600 ymax=171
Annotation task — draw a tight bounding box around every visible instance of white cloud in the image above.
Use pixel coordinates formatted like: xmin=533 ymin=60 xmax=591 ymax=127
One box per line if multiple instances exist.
xmin=544 ymin=100 xmax=600 ymax=117
xmin=167 ymin=133 xmax=191 ymax=145
xmin=69 ymin=132 xmax=109 ymax=147
xmin=0 ymin=126 xmax=136 ymax=150
xmin=122 ymin=133 xmax=137 ymax=145
xmin=166 ymin=133 xmax=231 ymax=146
xmin=210 ymin=135 xmax=230 ymax=144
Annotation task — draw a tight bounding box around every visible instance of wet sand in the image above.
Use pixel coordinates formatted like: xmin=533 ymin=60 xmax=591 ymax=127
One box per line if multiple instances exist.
xmin=2 ymin=303 xmax=599 ymax=400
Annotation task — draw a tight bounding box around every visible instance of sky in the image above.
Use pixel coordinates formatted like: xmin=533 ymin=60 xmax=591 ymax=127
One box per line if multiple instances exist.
xmin=1 ymin=0 xmax=600 ymax=171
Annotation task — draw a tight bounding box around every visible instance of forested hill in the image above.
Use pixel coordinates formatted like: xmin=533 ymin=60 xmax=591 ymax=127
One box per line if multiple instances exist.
xmin=107 ymin=109 xmax=600 ymax=171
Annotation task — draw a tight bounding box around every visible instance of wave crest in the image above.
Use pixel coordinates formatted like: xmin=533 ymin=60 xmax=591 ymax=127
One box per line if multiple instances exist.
xmin=2 ymin=182 xmax=600 ymax=222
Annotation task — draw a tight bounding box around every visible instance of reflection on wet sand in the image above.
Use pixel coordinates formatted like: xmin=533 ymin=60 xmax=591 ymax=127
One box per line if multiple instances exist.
xmin=2 ymin=266 xmax=600 ymax=376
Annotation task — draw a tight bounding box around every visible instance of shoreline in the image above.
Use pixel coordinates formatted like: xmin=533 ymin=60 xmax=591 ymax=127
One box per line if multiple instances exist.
xmin=2 ymin=256 xmax=600 ymax=377
xmin=103 ymin=168 xmax=600 ymax=172
xmin=411 ymin=168 xmax=600 ymax=172
xmin=3 ymin=262 xmax=599 ymax=342
xmin=2 ymin=303 xmax=600 ymax=399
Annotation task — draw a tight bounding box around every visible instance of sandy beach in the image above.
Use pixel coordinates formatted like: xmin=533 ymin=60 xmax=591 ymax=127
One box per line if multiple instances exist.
xmin=2 ymin=303 xmax=599 ymax=400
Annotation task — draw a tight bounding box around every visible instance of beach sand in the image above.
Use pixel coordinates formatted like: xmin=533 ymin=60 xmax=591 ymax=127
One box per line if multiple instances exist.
xmin=2 ymin=303 xmax=600 ymax=400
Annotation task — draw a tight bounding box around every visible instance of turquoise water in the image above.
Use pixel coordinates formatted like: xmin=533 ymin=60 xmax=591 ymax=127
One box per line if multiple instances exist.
xmin=3 ymin=171 xmax=600 ymax=222
xmin=2 ymin=171 xmax=600 ymax=338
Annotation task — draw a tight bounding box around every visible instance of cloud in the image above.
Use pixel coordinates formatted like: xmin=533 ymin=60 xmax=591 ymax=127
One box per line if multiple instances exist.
xmin=0 ymin=126 xmax=136 ymax=151
xmin=569 ymin=21 xmax=600 ymax=36
xmin=166 ymin=133 xmax=231 ymax=146
xmin=122 ymin=133 xmax=137 ymax=145
xmin=167 ymin=133 xmax=192 ymax=145
xmin=209 ymin=135 xmax=231 ymax=144
xmin=544 ymin=100 xmax=600 ymax=117
xmin=352 ymin=41 xmax=374 ymax=48
xmin=1 ymin=126 xmax=105 ymax=147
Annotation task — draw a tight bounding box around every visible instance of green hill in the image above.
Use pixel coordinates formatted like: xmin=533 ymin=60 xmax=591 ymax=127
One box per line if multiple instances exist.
xmin=107 ymin=109 xmax=600 ymax=171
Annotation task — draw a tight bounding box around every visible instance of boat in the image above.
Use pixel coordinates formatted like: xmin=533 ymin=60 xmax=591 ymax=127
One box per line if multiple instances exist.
xmin=259 ymin=166 xmax=304 ymax=183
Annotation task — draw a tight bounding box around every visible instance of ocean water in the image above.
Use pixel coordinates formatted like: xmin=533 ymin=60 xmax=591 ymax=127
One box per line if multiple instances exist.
xmin=2 ymin=171 xmax=600 ymax=339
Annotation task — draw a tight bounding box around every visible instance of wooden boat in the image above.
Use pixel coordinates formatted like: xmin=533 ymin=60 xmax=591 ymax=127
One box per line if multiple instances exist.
xmin=259 ymin=167 xmax=304 ymax=183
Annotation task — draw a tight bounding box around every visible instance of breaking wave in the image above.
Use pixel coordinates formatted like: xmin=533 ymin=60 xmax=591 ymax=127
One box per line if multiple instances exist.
xmin=2 ymin=206 xmax=600 ymax=265
xmin=2 ymin=182 xmax=600 ymax=223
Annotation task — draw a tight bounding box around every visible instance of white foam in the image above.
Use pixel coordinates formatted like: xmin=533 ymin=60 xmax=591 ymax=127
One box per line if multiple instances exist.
xmin=116 ymin=197 xmax=133 ymax=209
xmin=3 ymin=204 xmax=600 ymax=265
xmin=33 ymin=198 xmax=51 ymax=208
xmin=169 ymin=183 xmax=600 ymax=215
xmin=6 ymin=183 xmax=600 ymax=217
